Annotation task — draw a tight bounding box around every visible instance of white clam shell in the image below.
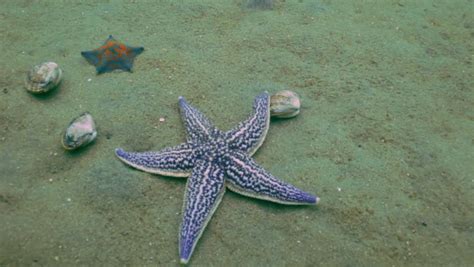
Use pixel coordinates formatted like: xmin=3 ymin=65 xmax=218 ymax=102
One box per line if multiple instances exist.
xmin=25 ymin=62 xmax=62 ymax=94
xmin=62 ymin=112 xmax=97 ymax=150
xmin=270 ymin=90 xmax=301 ymax=118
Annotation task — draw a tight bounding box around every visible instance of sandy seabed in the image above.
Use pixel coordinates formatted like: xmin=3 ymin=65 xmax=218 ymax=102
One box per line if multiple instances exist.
xmin=0 ymin=1 xmax=472 ymax=266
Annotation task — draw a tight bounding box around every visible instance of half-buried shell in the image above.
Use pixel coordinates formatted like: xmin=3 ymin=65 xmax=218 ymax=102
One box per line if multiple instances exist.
xmin=25 ymin=62 xmax=63 ymax=94
xmin=62 ymin=112 xmax=97 ymax=150
xmin=270 ymin=90 xmax=301 ymax=118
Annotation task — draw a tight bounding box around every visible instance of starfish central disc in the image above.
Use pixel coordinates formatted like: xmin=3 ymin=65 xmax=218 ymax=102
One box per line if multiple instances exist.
xmin=194 ymin=136 xmax=230 ymax=165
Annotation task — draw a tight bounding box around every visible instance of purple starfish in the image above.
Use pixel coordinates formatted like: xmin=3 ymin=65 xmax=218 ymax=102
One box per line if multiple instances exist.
xmin=115 ymin=92 xmax=319 ymax=264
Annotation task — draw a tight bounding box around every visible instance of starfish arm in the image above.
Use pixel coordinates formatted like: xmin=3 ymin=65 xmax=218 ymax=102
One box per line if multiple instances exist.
xmin=115 ymin=143 xmax=194 ymax=177
xmin=179 ymin=160 xmax=226 ymax=264
xmin=225 ymin=152 xmax=319 ymax=205
xmin=105 ymin=34 xmax=115 ymax=44
xmin=225 ymin=92 xmax=270 ymax=156
xmin=128 ymin=46 xmax=145 ymax=57
xmin=178 ymin=97 xmax=216 ymax=142
xmin=80 ymin=50 xmax=101 ymax=66
xmin=96 ymin=63 xmax=111 ymax=74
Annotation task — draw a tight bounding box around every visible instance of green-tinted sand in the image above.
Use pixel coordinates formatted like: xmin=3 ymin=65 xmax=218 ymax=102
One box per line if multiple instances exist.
xmin=0 ymin=1 xmax=472 ymax=266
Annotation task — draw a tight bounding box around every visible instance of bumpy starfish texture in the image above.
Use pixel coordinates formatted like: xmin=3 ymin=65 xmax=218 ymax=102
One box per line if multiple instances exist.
xmin=115 ymin=92 xmax=319 ymax=264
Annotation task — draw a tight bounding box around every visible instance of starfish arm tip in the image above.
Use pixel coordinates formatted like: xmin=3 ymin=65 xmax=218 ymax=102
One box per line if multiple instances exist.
xmin=308 ymin=195 xmax=320 ymax=205
xmin=115 ymin=148 xmax=125 ymax=157
xmin=131 ymin=46 xmax=145 ymax=55
xmin=178 ymin=97 xmax=188 ymax=108
xmin=179 ymin=239 xmax=191 ymax=264
xmin=290 ymin=192 xmax=319 ymax=205
xmin=299 ymin=192 xmax=320 ymax=205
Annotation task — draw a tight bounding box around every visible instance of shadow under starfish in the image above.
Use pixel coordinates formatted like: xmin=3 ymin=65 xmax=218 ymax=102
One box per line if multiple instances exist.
xmin=115 ymin=92 xmax=319 ymax=264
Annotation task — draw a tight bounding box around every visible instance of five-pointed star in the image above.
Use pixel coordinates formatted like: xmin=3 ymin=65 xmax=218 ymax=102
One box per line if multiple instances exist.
xmin=115 ymin=92 xmax=319 ymax=264
xmin=81 ymin=35 xmax=144 ymax=74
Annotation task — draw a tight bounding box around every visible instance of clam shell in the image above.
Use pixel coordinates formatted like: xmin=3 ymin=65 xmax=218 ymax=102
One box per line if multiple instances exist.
xmin=62 ymin=112 xmax=97 ymax=150
xmin=270 ymin=90 xmax=301 ymax=118
xmin=25 ymin=62 xmax=62 ymax=94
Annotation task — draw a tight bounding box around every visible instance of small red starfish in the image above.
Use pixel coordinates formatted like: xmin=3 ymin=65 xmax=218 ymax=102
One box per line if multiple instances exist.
xmin=81 ymin=35 xmax=144 ymax=74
